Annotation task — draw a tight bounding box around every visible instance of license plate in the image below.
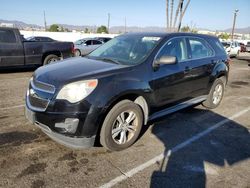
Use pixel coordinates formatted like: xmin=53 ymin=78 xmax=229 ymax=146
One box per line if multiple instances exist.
xmin=25 ymin=107 xmax=35 ymax=124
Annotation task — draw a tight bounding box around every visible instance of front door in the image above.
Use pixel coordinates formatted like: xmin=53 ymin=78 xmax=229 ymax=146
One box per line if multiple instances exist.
xmin=152 ymin=37 xmax=190 ymax=109
xmin=0 ymin=28 xmax=24 ymax=67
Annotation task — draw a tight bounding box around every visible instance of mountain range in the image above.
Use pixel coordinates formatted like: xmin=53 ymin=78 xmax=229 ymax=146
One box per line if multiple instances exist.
xmin=1 ymin=19 xmax=250 ymax=34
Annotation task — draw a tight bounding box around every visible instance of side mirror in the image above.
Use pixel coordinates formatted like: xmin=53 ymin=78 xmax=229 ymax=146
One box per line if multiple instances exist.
xmin=154 ymin=56 xmax=177 ymax=66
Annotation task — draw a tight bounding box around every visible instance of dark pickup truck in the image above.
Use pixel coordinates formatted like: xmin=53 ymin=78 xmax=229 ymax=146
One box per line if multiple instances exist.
xmin=0 ymin=27 xmax=74 ymax=68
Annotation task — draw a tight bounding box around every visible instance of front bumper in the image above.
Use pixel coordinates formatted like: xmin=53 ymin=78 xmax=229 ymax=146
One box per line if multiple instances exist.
xmin=25 ymin=107 xmax=95 ymax=149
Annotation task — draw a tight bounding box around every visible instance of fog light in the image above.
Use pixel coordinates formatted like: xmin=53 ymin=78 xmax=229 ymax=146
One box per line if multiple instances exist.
xmin=55 ymin=118 xmax=79 ymax=133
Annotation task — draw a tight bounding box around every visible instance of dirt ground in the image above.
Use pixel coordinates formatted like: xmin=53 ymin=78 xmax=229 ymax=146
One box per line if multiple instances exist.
xmin=0 ymin=55 xmax=249 ymax=188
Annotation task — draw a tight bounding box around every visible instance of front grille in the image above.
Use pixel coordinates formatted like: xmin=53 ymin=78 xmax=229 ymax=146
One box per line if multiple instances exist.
xmin=28 ymin=94 xmax=49 ymax=111
xmin=27 ymin=78 xmax=55 ymax=112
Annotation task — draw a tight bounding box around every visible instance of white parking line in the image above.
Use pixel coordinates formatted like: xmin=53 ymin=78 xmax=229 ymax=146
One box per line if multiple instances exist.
xmin=0 ymin=77 xmax=30 ymax=82
xmin=99 ymin=107 xmax=250 ymax=188
xmin=0 ymin=104 xmax=25 ymax=111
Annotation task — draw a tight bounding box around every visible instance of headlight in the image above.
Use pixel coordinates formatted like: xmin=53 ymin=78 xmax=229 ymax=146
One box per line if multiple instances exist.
xmin=56 ymin=79 xmax=98 ymax=103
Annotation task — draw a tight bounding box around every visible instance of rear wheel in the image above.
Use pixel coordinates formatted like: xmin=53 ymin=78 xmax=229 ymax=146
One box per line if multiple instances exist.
xmin=43 ymin=54 xmax=60 ymax=65
xmin=100 ymin=100 xmax=143 ymax=151
xmin=74 ymin=49 xmax=81 ymax=56
xmin=202 ymin=78 xmax=225 ymax=109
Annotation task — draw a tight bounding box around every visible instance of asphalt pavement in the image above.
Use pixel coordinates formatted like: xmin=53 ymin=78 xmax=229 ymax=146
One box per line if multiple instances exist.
xmin=0 ymin=56 xmax=249 ymax=188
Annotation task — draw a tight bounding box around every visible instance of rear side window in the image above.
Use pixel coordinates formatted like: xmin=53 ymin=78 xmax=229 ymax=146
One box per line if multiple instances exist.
xmin=188 ymin=38 xmax=213 ymax=59
xmin=0 ymin=29 xmax=17 ymax=43
xmin=85 ymin=40 xmax=92 ymax=45
xmin=93 ymin=40 xmax=102 ymax=45
xmin=215 ymin=39 xmax=226 ymax=53
xmin=156 ymin=37 xmax=188 ymax=62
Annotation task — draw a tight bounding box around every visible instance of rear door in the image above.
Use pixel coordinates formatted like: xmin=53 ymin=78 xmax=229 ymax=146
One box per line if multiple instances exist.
xmin=84 ymin=40 xmax=94 ymax=54
xmin=184 ymin=37 xmax=215 ymax=97
xmin=92 ymin=40 xmax=103 ymax=50
xmin=0 ymin=28 xmax=24 ymax=67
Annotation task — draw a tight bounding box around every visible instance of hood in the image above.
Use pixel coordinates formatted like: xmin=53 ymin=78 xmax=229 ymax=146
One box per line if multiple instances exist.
xmin=34 ymin=57 xmax=127 ymax=87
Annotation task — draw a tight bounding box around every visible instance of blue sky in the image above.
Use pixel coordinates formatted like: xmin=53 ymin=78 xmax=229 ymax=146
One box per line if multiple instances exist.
xmin=0 ymin=0 xmax=249 ymax=30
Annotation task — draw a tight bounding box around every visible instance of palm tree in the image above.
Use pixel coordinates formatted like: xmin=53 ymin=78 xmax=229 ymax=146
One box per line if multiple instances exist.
xmin=173 ymin=0 xmax=182 ymax=31
xmin=178 ymin=0 xmax=191 ymax=32
xmin=166 ymin=0 xmax=169 ymax=31
xmin=170 ymin=0 xmax=174 ymax=31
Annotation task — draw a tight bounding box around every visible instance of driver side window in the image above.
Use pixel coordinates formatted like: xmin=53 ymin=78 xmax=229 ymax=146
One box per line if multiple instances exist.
xmin=156 ymin=37 xmax=188 ymax=62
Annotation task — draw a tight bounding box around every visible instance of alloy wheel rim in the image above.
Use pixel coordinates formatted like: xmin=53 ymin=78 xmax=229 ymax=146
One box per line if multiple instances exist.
xmin=48 ymin=58 xmax=58 ymax=63
xmin=111 ymin=110 xmax=138 ymax=145
xmin=212 ymin=84 xmax=223 ymax=105
xmin=75 ymin=50 xmax=80 ymax=56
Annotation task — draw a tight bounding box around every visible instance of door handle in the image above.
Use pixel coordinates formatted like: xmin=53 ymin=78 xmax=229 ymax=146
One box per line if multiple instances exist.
xmin=184 ymin=66 xmax=191 ymax=73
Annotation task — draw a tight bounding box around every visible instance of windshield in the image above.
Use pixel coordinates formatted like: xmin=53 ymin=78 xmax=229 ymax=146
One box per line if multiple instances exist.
xmin=74 ymin=39 xmax=85 ymax=45
xmin=88 ymin=35 xmax=162 ymax=65
xmin=222 ymin=42 xmax=230 ymax=48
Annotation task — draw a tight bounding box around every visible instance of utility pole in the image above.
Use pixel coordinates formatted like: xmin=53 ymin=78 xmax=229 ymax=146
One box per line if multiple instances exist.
xmin=43 ymin=10 xmax=47 ymax=31
xmin=124 ymin=17 xmax=127 ymax=33
xmin=107 ymin=13 xmax=110 ymax=33
xmin=231 ymin=9 xmax=239 ymax=41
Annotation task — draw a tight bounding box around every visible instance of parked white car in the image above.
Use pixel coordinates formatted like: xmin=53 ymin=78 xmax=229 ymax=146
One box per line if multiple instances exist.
xmin=246 ymin=42 xmax=250 ymax=52
xmin=74 ymin=38 xmax=104 ymax=56
xmin=222 ymin=41 xmax=241 ymax=57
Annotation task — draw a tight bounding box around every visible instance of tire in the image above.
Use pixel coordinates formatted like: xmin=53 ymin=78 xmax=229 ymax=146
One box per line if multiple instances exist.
xmin=43 ymin=54 xmax=60 ymax=65
xmin=74 ymin=49 xmax=81 ymax=57
xmin=202 ymin=78 xmax=225 ymax=109
xmin=100 ymin=100 xmax=143 ymax=151
xmin=236 ymin=50 xmax=240 ymax=59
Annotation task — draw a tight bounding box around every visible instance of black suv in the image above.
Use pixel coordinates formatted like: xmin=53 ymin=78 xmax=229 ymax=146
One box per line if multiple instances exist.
xmin=25 ymin=32 xmax=229 ymax=151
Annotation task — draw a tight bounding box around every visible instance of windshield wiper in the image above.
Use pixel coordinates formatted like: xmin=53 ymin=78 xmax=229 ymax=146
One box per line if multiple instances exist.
xmin=97 ymin=57 xmax=121 ymax=64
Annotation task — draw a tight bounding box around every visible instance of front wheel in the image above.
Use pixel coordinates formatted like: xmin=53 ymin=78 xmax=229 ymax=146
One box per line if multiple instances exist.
xmin=100 ymin=100 xmax=143 ymax=151
xmin=202 ymin=78 xmax=225 ymax=109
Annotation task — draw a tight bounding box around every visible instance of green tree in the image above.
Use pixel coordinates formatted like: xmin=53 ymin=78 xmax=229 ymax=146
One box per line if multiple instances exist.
xmin=97 ymin=25 xmax=108 ymax=34
xmin=48 ymin=24 xmax=59 ymax=32
xmin=218 ymin=33 xmax=230 ymax=40
xmin=64 ymin=28 xmax=70 ymax=32
xmin=181 ymin=25 xmax=198 ymax=33
xmin=84 ymin=28 xmax=89 ymax=33
xmin=181 ymin=26 xmax=190 ymax=32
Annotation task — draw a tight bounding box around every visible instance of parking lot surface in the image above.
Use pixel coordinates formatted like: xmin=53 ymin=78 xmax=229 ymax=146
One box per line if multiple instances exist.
xmin=0 ymin=57 xmax=249 ymax=188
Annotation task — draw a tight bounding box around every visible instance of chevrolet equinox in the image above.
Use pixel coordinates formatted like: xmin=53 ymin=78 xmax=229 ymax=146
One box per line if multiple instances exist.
xmin=25 ymin=32 xmax=229 ymax=151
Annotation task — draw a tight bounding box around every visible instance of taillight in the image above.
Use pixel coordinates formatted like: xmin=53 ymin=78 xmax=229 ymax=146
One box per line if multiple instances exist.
xmin=71 ymin=44 xmax=75 ymax=54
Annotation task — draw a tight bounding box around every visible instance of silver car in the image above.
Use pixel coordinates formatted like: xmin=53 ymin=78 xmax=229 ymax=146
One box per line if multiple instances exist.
xmin=74 ymin=38 xmax=103 ymax=56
